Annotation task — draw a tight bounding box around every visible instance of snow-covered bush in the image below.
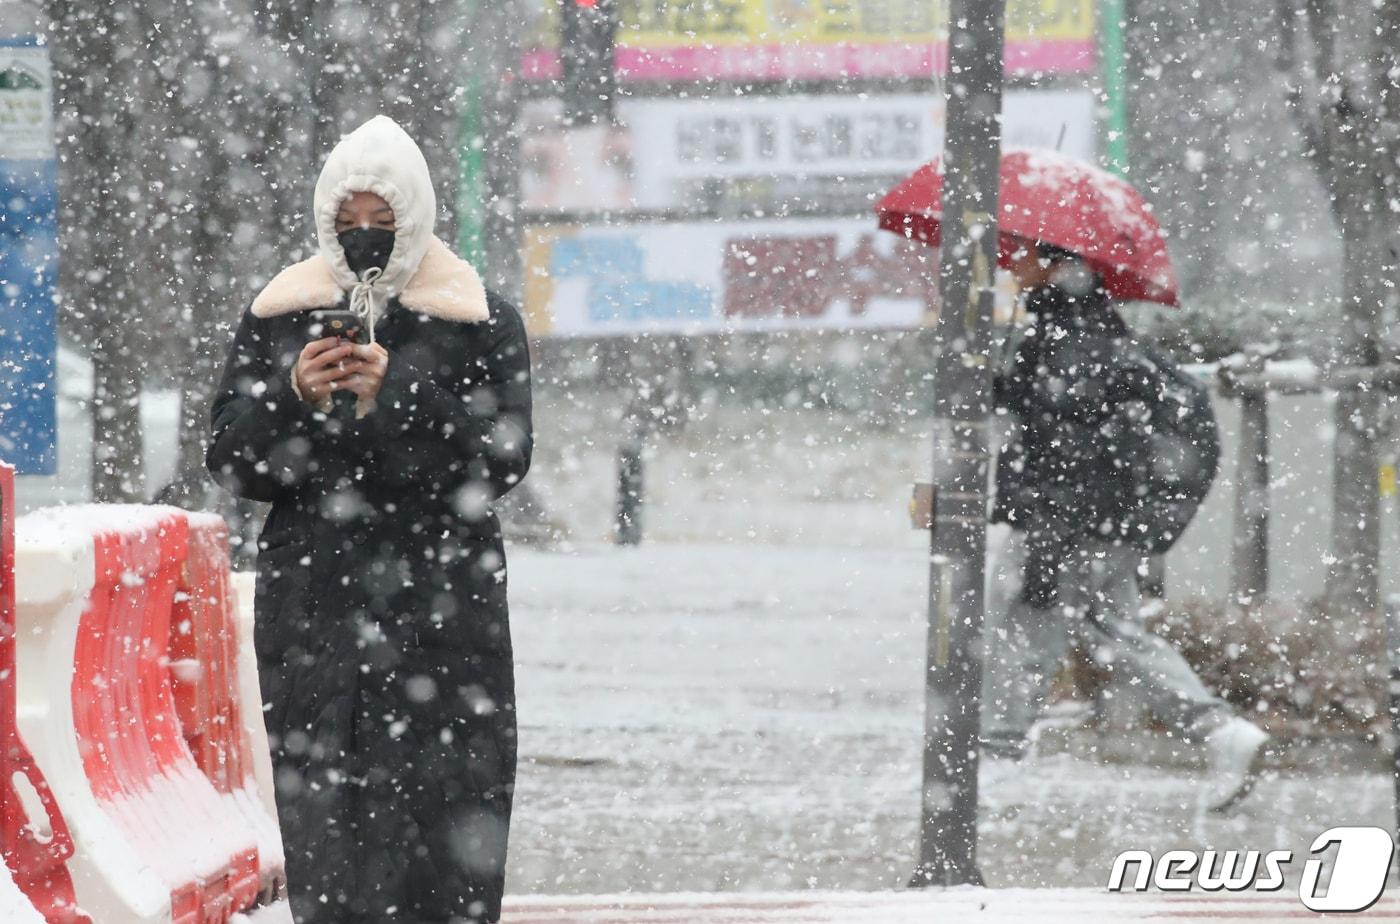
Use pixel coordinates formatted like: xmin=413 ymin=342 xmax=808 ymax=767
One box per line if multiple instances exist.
xmin=1149 ymin=598 xmax=1388 ymax=735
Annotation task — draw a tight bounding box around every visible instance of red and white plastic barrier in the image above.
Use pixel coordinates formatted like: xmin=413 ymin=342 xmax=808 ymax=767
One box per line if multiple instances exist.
xmin=5 ymin=471 xmax=285 ymax=924
xmin=14 ymin=503 xmax=168 ymax=922
xmin=0 ymin=464 xmax=85 ymax=923
xmin=173 ymin=513 xmax=284 ymax=901
xmin=228 ymin=571 xmax=281 ymax=848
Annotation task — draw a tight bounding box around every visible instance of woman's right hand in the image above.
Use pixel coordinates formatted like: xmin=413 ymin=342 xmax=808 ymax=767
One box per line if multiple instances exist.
xmin=293 ymin=337 xmax=357 ymax=405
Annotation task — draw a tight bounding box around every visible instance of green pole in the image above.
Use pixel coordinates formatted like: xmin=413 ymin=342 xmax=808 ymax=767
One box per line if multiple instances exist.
xmin=457 ymin=71 xmax=486 ymax=265
xmin=457 ymin=0 xmax=486 ymax=265
xmin=1099 ymin=0 xmax=1129 ymax=177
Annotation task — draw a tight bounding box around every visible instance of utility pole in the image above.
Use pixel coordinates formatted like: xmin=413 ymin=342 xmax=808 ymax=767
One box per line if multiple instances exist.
xmin=554 ymin=0 xmax=641 ymax=545
xmin=910 ymin=0 xmax=1006 ymax=888
xmin=560 ymin=0 xmax=617 ymax=129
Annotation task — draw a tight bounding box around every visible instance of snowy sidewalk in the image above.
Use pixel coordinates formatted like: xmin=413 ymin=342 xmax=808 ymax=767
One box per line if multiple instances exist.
xmin=242 ymin=889 xmax=1400 ymax=923
xmin=240 ymin=541 xmax=1400 ymax=922
xmin=504 ymin=888 xmax=1400 ymax=922
xmin=506 ymin=542 xmax=1398 ymax=894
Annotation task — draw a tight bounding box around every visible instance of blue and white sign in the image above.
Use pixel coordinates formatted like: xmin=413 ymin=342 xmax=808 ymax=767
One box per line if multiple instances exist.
xmin=524 ymin=216 xmax=940 ymax=337
xmin=0 ymin=36 xmax=57 ymax=474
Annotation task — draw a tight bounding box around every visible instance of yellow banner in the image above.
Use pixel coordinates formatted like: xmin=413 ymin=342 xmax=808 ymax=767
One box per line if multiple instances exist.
xmin=529 ymin=0 xmax=1095 ymax=50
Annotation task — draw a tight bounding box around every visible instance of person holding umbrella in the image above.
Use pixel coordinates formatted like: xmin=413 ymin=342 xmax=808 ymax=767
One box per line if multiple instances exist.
xmin=878 ymin=150 xmax=1269 ymax=812
xmin=985 ymin=237 xmax=1268 ymax=811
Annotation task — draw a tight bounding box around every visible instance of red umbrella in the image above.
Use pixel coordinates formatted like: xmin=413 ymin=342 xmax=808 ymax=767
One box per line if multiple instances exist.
xmin=876 ymin=148 xmax=1179 ymax=306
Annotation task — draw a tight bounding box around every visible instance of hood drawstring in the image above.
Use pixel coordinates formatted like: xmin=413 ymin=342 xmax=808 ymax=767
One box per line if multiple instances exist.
xmin=349 ymin=266 xmax=383 ymax=345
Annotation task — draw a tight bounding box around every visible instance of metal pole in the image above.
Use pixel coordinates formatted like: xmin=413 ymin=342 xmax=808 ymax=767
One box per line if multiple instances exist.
xmin=616 ymin=424 xmax=644 ymax=546
xmin=1384 ymin=596 xmax=1400 ymax=845
xmin=478 ymin=0 xmax=523 ymax=303
xmin=1232 ymin=389 xmax=1270 ymax=601
xmin=456 ymin=0 xmax=486 ymax=269
xmin=911 ymin=0 xmax=1006 ymax=889
xmin=1220 ymin=353 xmax=1272 ymax=601
xmin=560 ymin=0 xmax=618 ymax=129
xmin=614 ymin=340 xmax=649 ymax=546
xmin=1099 ymin=0 xmax=1130 ymax=177
xmin=558 ymin=0 xmax=639 ymax=545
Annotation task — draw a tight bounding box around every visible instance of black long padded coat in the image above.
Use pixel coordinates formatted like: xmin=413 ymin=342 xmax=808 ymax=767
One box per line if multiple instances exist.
xmin=992 ymin=283 xmax=1139 ymax=605
xmin=207 ymin=288 xmax=532 ymax=924
xmin=991 ymin=282 xmax=1218 ymax=605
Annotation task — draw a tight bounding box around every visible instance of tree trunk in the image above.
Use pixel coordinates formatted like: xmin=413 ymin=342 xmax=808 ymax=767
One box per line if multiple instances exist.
xmin=45 ymin=1 xmax=152 ymax=503
xmin=90 ymin=334 xmax=146 ymax=503
xmin=1330 ymin=389 xmax=1378 ymax=611
xmin=1326 ymin=213 xmax=1387 ymax=613
xmin=174 ymin=342 xmax=223 ymax=491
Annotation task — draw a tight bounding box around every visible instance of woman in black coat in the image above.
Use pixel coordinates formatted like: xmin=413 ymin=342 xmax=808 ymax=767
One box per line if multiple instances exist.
xmin=207 ymin=116 xmax=532 ymax=924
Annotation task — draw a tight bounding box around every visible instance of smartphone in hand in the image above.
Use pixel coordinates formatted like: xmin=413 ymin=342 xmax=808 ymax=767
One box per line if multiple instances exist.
xmin=308 ymin=309 xmax=367 ymax=344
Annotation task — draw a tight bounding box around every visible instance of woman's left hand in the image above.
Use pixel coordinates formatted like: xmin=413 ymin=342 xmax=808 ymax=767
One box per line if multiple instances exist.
xmin=337 ymin=343 xmax=389 ymax=401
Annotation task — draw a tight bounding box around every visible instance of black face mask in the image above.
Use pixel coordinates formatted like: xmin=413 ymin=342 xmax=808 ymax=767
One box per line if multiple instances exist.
xmin=338 ymin=227 xmax=395 ymax=277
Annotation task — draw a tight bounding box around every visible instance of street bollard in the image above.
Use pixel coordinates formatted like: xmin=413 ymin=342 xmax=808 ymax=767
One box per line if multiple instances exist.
xmin=615 ymin=435 xmax=644 ymax=546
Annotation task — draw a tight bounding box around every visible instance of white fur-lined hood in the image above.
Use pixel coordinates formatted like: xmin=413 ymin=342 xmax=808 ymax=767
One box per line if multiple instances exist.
xmin=251 ymin=115 xmax=488 ymax=324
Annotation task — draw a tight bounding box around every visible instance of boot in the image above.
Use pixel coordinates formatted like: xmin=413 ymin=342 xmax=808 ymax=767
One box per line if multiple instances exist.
xmin=1205 ymin=717 xmax=1269 ymax=812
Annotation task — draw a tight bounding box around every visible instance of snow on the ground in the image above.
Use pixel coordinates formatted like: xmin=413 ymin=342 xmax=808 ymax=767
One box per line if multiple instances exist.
xmin=239 ymin=887 xmax=1400 ymax=924
xmin=504 ymin=888 xmax=1400 ymax=923
xmin=235 ymin=902 xmax=292 ymax=924
xmin=527 ymin=397 xmax=1400 ymax=601
xmin=235 ymin=540 xmax=1400 ymax=920
xmin=507 ymin=541 xmax=1398 ymax=895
